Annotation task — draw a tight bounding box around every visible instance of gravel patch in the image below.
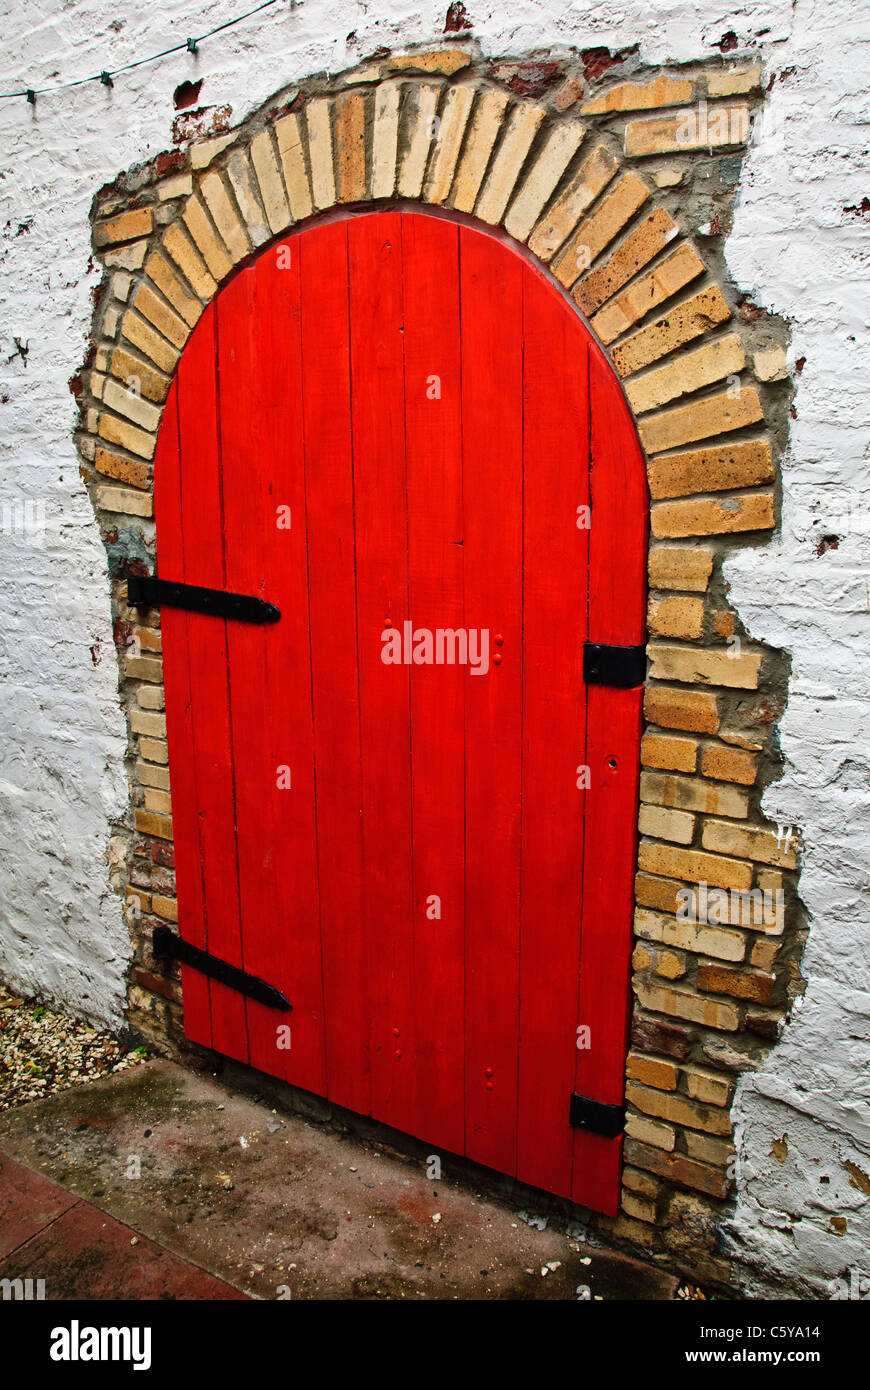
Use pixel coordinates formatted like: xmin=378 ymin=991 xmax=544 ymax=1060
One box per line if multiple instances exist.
xmin=0 ymin=983 xmax=146 ymax=1110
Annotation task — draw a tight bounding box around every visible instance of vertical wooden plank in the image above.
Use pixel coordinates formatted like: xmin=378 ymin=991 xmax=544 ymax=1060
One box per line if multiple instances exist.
xmin=173 ymin=304 xmax=248 ymax=1062
xmin=460 ymin=224 xmax=524 ymax=1175
xmin=153 ymin=380 xmax=211 ymax=1050
xmin=516 ymin=264 xmax=590 ymax=1196
xmin=571 ymin=347 xmax=647 ymax=1214
xmin=217 ymin=251 xmax=326 ymax=1094
xmin=401 ymin=211 xmax=466 ymax=1154
xmin=348 ymin=211 xmax=416 ymax=1132
xmin=299 ymin=219 xmax=369 ymax=1115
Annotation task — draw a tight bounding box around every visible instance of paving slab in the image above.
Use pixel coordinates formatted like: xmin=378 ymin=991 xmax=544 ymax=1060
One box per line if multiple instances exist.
xmin=0 ymin=1154 xmax=246 ymax=1300
xmin=0 ymin=1059 xmax=679 ymax=1301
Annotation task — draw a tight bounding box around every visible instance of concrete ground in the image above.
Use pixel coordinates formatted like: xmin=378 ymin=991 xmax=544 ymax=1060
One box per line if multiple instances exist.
xmin=0 ymin=1059 xmax=680 ymax=1300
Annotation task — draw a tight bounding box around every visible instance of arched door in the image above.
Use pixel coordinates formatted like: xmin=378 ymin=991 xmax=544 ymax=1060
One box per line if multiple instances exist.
xmin=152 ymin=208 xmax=648 ymax=1214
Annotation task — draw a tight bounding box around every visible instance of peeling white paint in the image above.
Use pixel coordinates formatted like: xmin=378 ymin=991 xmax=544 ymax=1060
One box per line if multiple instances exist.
xmin=0 ymin=0 xmax=867 ymax=1291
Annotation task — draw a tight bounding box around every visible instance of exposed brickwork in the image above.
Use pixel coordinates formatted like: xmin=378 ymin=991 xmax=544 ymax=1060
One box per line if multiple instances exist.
xmin=77 ymin=42 xmax=796 ymax=1294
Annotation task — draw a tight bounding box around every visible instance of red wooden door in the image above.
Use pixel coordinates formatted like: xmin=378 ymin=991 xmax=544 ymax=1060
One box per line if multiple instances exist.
xmin=153 ymin=208 xmax=647 ymax=1214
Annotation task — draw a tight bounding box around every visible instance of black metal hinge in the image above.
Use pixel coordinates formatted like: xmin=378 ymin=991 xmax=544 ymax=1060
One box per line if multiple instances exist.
xmin=128 ymin=574 xmax=280 ymax=625
xmin=153 ymin=925 xmax=292 ymax=1012
xmin=583 ymin=642 xmax=647 ymax=689
xmin=569 ymin=1092 xmax=626 ymax=1138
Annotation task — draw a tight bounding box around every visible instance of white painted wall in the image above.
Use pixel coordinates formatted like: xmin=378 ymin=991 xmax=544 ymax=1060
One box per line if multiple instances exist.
xmin=0 ymin=0 xmax=867 ymax=1292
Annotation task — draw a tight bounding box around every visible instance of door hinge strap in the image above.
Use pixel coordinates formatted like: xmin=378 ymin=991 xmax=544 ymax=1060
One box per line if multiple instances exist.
xmin=583 ymin=642 xmax=647 ymax=689
xmin=569 ymin=1092 xmax=626 ymax=1138
xmin=153 ymin=925 xmax=292 ymax=1012
xmin=128 ymin=574 xmax=280 ymax=625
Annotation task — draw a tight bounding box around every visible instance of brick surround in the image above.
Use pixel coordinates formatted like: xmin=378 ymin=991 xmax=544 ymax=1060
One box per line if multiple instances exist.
xmin=77 ymin=43 xmax=799 ymax=1287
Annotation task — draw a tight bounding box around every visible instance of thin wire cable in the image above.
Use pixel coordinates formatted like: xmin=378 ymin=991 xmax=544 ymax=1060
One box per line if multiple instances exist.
xmin=0 ymin=0 xmax=278 ymax=100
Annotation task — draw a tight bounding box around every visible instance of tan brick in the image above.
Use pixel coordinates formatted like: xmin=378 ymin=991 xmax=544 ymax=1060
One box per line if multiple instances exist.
xmin=627 ymin=335 xmax=745 ymax=415
xmin=640 ymin=387 xmax=764 ymax=454
xmin=451 ymin=88 xmax=511 ymax=213
xmin=131 ymin=709 xmax=167 ymax=738
xmin=627 ymin=1049 xmax=679 ymax=1091
xmin=553 ymin=172 xmax=650 ymax=286
xmin=140 ymin=737 xmax=168 ymax=765
xmin=625 ymin=1111 xmax=676 ymax=1151
xmin=582 ymin=75 xmax=694 ymax=115
xmin=627 ymin=1081 xmax=732 ymax=1134
xmin=652 ymin=491 xmax=775 ymax=539
xmin=621 ymin=1190 xmax=657 ymax=1223
xmin=505 ymin=121 xmax=585 ymax=241
xmin=701 ymin=743 xmax=758 ymax=785
xmin=684 ymin=1131 xmax=734 ymax=1167
xmin=250 ymin=130 xmax=291 ymax=234
xmin=137 ymin=685 xmax=165 ymax=711
xmin=132 ymin=285 xmax=190 ymax=352
xmin=637 ymin=842 xmax=753 ymax=891
xmin=625 ymin=1138 xmax=729 ymax=1198
xmin=102 ymin=377 xmax=161 ymax=434
xmin=653 ymin=167 xmax=683 ymax=188
xmin=642 ymin=732 xmax=699 ymax=773
xmin=611 ymin=287 xmax=732 ymax=377
xmin=633 ymin=942 xmax=655 ymax=971
xmin=633 ymin=978 xmax=740 ymax=1030
xmin=648 ymin=438 xmax=774 ymax=500
xmin=144 ymin=253 xmax=202 ymax=329
xmin=152 ymin=894 xmax=178 ymax=922
xmin=94 ymin=207 xmax=153 ymax=247
xmin=476 ymin=99 xmax=546 ymax=224
xmin=648 ymin=643 xmax=761 ymax=690
xmin=625 ymin=104 xmax=750 ymax=156
xmin=634 ymin=907 xmax=746 ymax=962
xmin=182 ymin=196 xmax=233 ymax=281
xmin=158 ymin=173 xmax=193 ymax=201
xmin=707 ymin=66 xmax=762 ymax=98
xmin=200 ymin=171 xmax=250 ymax=263
xmin=678 ymin=881 xmax=782 ymax=931
xmin=144 ymin=788 xmax=172 ymax=815
xmin=306 ymin=97 xmax=337 ymax=210
xmin=635 ymin=873 xmax=684 ymax=915
xmin=125 ymin=654 xmax=163 ymax=682
xmin=136 ymin=760 xmax=170 ymax=791
xmin=574 ymin=208 xmax=680 ymax=318
xmin=648 ymin=595 xmax=703 ymax=639
xmin=335 ymin=90 xmax=367 ymax=203
xmin=103 ymin=241 xmax=148 ymax=271
xmin=398 ymin=82 xmax=442 ymax=199
xmin=588 ymin=240 xmax=703 ymax=341
xmin=189 ymin=134 xmax=235 ymax=169
xmin=126 ymin=886 xmax=150 ymax=915
xmin=424 ymin=83 xmax=475 ymax=204
xmin=622 ymin=1166 xmax=660 ymax=1199
xmin=638 ymin=803 xmax=695 ymax=845
xmin=527 ymin=145 xmax=617 ymax=261
xmin=683 ymin=1064 xmax=732 ymax=1106
xmin=388 ymin=48 xmax=472 ymax=75
xmin=110 ymin=346 xmax=171 ymax=406
xmin=161 ymin=222 xmax=219 ymax=301
xmin=96 ymin=483 xmax=153 ymax=518
xmin=648 ymin=545 xmax=713 ymax=593
xmin=275 ymin=113 xmax=314 ymax=219
xmin=644 ymin=684 xmax=719 ymax=733
xmin=94 ymin=446 xmax=149 ymax=489
xmin=98 ymin=412 xmax=157 ymax=462
xmin=752 ymin=348 xmax=788 ymax=386
xmin=553 ymin=76 xmax=583 ymax=111
xmin=120 ymin=311 xmax=180 ymax=376
xmin=654 ymin=948 xmax=687 ymax=980
xmin=599 ymin=1212 xmax=656 ymax=1247
xmin=133 ymin=626 xmax=161 ymax=653
xmin=701 ymin=820 xmax=797 ymax=868
xmin=698 ymin=961 xmax=776 ymax=1003
xmin=226 ymin=150 xmax=270 ymax=247
xmin=640 ymin=769 xmax=749 ymax=818
xmin=750 ymin=938 xmax=780 ymax=970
